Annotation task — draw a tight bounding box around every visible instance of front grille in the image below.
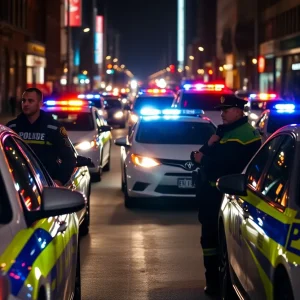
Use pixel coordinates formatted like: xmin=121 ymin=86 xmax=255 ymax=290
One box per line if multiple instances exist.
xmin=155 ymin=185 xmax=196 ymax=195
xmin=164 ymin=173 xmax=192 ymax=177
xmin=156 ymin=158 xmax=196 ymax=171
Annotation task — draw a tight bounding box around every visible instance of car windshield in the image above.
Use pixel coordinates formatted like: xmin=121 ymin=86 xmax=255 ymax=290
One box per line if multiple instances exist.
xmin=50 ymin=112 xmax=95 ymax=131
xmin=181 ymin=93 xmax=225 ymax=110
xmin=267 ymin=113 xmax=300 ymax=133
xmin=133 ymin=97 xmax=174 ymax=111
xmin=136 ymin=120 xmax=216 ymax=144
xmin=105 ymin=99 xmax=122 ymax=108
xmin=89 ymin=99 xmax=103 ymax=109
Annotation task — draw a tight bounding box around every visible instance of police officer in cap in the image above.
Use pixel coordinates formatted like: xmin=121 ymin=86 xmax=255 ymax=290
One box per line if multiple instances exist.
xmin=6 ymin=88 xmax=76 ymax=186
xmin=191 ymin=94 xmax=261 ymax=296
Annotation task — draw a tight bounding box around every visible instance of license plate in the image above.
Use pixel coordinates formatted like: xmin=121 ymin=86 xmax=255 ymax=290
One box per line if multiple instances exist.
xmin=178 ymin=178 xmax=194 ymax=188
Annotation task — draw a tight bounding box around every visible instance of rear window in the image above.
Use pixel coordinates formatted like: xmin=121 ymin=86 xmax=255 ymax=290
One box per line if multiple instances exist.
xmin=181 ymin=93 xmax=223 ymax=110
xmin=105 ymin=99 xmax=122 ymax=108
xmin=50 ymin=112 xmax=95 ymax=131
xmin=267 ymin=113 xmax=300 ymax=133
xmin=133 ymin=97 xmax=174 ymax=111
xmin=136 ymin=120 xmax=216 ymax=144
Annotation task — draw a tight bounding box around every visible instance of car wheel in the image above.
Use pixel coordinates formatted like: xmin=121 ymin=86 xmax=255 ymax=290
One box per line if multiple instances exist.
xmin=219 ymin=224 xmax=237 ymax=300
xmin=103 ymin=144 xmax=111 ymax=172
xmin=80 ymin=183 xmax=90 ymax=236
xmin=74 ymin=246 xmax=81 ymax=300
xmin=124 ymin=168 xmax=133 ymax=208
xmin=274 ymin=268 xmax=294 ymax=300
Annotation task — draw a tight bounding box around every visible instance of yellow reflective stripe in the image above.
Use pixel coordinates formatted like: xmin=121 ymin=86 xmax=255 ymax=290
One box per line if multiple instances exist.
xmin=244 ymin=239 xmax=273 ymax=300
xmin=219 ymin=137 xmax=261 ymax=145
xmin=25 ymin=215 xmax=79 ymax=299
xmin=25 ymin=140 xmax=53 ymax=146
xmin=243 ymin=190 xmax=293 ymax=225
xmin=203 ymin=248 xmax=218 ymax=256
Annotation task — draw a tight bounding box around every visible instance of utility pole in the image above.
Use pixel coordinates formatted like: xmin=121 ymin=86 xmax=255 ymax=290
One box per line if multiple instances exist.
xmin=66 ymin=0 xmax=72 ymax=91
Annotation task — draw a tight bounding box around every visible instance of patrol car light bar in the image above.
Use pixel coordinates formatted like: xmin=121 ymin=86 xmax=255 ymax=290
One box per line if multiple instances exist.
xmin=249 ymin=93 xmax=277 ymax=100
xmin=183 ymin=83 xmax=225 ymax=92
xmin=138 ymin=89 xmax=173 ymax=95
xmin=44 ymin=100 xmax=87 ymax=106
xmin=140 ymin=107 xmax=204 ymax=116
xmin=78 ymin=94 xmax=101 ymax=99
xmin=274 ymin=103 xmax=296 ymax=113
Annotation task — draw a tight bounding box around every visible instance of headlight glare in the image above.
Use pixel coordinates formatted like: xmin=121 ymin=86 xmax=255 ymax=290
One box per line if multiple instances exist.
xmin=131 ymin=154 xmax=160 ymax=168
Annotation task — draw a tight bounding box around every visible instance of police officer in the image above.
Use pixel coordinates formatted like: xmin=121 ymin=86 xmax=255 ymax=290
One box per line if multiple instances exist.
xmin=6 ymin=88 xmax=76 ymax=186
xmin=191 ymin=94 xmax=261 ymax=296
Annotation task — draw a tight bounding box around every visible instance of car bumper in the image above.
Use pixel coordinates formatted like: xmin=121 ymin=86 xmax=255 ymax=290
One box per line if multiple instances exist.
xmin=76 ymin=148 xmax=100 ymax=174
xmin=126 ymin=163 xmax=196 ymax=198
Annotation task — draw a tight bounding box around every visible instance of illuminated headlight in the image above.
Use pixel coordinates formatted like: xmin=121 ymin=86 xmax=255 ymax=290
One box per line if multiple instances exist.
xmin=122 ymin=98 xmax=127 ymax=104
xmin=249 ymin=113 xmax=259 ymax=120
xmin=131 ymin=154 xmax=160 ymax=168
xmin=114 ymin=111 xmax=124 ymax=119
xmin=98 ymin=110 xmax=103 ymax=115
xmin=75 ymin=140 xmax=95 ymax=150
xmin=130 ymin=114 xmax=139 ymax=123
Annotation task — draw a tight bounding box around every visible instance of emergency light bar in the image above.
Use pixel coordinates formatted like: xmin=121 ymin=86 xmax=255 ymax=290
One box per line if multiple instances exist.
xmin=273 ymin=103 xmax=296 ymax=113
xmin=249 ymin=93 xmax=277 ymax=100
xmin=78 ymin=94 xmax=101 ymax=99
xmin=140 ymin=107 xmax=204 ymax=116
xmin=44 ymin=99 xmax=89 ymax=107
xmin=138 ymin=89 xmax=173 ymax=95
xmin=183 ymin=83 xmax=225 ymax=91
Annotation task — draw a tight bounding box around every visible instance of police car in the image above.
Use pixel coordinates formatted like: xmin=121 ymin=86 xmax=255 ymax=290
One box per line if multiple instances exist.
xmin=78 ymin=93 xmax=108 ymax=120
xmin=0 ymin=125 xmax=86 ymax=300
xmin=44 ymin=99 xmax=112 ymax=181
xmin=128 ymin=88 xmax=175 ymax=132
xmin=217 ymin=124 xmax=300 ymax=300
xmin=255 ymin=103 xmax=299 ymax=142
xmin=115 ymin=109 xmax=216 ymax=208
xmin=171 ymin=83 xmax=234 ymax=125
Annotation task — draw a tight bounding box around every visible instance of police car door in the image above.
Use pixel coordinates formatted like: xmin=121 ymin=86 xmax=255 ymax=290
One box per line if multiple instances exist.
xmin=96 ymin=111 xmax=110 ymax=165
xmin=10 ymin=136 xmax=77 ymax=299
xmin=242 ymin=134 xmax=294 ymax=299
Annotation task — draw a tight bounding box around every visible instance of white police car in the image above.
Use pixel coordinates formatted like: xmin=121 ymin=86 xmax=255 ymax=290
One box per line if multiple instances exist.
xmin=128 ymin=88 xmax=175 ymax=132
xmin=43 ymin=99 xmax=112 ymax=181
xmin=114 ymin=108 xmax=216 ymax=208
xmin=217 ymin=124 xmax=300 ymax=300
xmin=255 ymin=103 xmax=299 ymax=142
xmin=78 ymin=93 xmax=108 ymax=120
xmin=172 ymin=83 xmax=234 ymax=125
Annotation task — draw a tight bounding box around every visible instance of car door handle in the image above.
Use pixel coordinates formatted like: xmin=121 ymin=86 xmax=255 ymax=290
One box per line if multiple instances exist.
xmin=57 ymin=221 xmax=67 ymax=233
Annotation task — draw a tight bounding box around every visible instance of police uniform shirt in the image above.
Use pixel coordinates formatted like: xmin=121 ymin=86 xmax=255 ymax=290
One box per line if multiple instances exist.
xmin=6 ymin=110 xmax=76 ymax=185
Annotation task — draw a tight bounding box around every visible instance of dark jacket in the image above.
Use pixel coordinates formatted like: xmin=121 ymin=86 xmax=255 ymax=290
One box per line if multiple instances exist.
xmin=199 ymin=116 xmax=261 ymax=182
xmin=6 ymin=110 xmax=76 ymax=185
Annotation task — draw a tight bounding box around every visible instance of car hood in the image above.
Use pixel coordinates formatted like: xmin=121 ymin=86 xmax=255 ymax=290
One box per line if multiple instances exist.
xmin=132 ymin=143 xmax=202 ymax=160
xmin=67 ymin=131 xmax=97 ymax=145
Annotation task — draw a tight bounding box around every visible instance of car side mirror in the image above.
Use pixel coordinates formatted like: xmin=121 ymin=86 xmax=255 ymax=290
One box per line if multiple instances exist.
xmin=217 ymin=174 xmax=247 ymax=196
xmin=114 ymin=136 xmax=131 ymax=147
xmin=99 ymin=125 xmax=112 ymax=133
xmin=77 ymin=155 xmax=95 ymax=168
xmin=27 ymin=187 xmax=86 ymax=224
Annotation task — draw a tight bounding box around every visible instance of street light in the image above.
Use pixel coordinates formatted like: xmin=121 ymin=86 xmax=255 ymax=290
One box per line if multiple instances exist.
xmin=83 ymin=28 xmax=90 ymax=33
xmin=252 ymin=58 xmax=258 ymax=64
xmin=189 ymin=56 xmax=194 ymax=60
xmin=198 ymin=47 xmax=204 ymax=52
xmin=106 ymin=56 xmax=111 ymax=60
xmin=82 ymin=70 xmax=88 ymax=75
xmin=121 ymin=64 xmax=125 ymax=69
xmin=113 ymin=58 xmax=118 ymax=63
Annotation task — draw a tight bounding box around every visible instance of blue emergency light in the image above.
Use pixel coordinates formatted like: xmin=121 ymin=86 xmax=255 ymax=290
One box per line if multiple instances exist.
xmin=140 ymin=107 xmax=204 ymax=116
xmin=274 ymin=103 xmax=296 ymax=113
xmin=78 ymin=94 xmax=101 ymax=99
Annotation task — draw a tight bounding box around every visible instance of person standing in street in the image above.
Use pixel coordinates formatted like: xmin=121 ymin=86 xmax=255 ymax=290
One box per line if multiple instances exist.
xmin=6 ymin=87 xmax=76 ymax=186
xmin=191 ymin=94 xmax=261 ymax=296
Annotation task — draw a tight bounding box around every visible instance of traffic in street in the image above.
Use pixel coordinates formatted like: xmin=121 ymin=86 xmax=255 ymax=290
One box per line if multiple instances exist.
xmin=80 ymin=127 xmax=209 ymax=300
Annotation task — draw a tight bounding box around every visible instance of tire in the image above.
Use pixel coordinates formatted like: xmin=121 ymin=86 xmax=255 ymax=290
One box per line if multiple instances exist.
xmin=80 ymin=184 xmax=90 ymax=236
xmin=103 ymin=144 xmax=111 ymax=172
xmin=74 ymin=246 xmax=81 ymax=300
xmin=274 ymin=268 xmax=294 ymax=300
xmin=219 ymin=224 xmax=237 ymax=300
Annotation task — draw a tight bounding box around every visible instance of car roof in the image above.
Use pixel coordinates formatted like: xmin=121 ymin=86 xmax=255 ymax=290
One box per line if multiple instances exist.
xmin=137 ymin=94 xmax=174 ymax=98
xmin=274 ymin=124 xmax=300 ymax=141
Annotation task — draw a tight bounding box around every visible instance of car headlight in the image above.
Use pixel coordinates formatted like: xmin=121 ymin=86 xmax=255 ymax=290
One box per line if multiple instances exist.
xmin=98 ymin=109 xmax=103 ymax=115
xmin=131 ymin=154 xmax=160 ymax=168
xmin=114 ymin=111 xmax=124 ymax=119
xmin=75 ymin=140 xmax=96 ymax=150
xmin=130 ymin=114 xmax=139 ymax=123
xmin=249 ymin=113 xmax=259 ymax=120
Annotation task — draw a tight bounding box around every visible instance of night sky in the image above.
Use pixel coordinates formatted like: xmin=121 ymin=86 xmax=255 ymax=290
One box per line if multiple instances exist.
xmin=97 ymin=0 xmax=177 ymax=80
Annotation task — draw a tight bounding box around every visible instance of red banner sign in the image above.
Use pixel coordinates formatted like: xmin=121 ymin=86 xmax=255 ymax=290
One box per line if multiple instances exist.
xmin=65 ymin=0 xmax=82 ymax=27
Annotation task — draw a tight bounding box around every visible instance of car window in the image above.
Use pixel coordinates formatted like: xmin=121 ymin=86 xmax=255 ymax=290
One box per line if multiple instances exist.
xmin=3 ymin=136 xmax=41 ymax=211
xmin=13 ymin=137 xmax=51 ymax=186
xmin=246 ymin=136 xmax=283 ymax=189
xmin=260 ymin=135 xmax=295 ymax=207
